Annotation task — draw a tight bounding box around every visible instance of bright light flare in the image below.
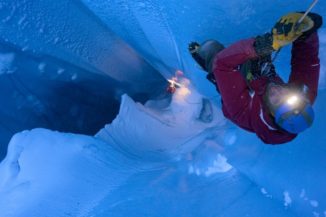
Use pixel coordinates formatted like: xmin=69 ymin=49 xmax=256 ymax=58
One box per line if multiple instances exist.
xmin=167 ymin=78 xmax=182 ymax=88
xmin=286 ymin=95 xmax=300 ymax=106
xmin=167 ymin=74 xmax=192 ymax=101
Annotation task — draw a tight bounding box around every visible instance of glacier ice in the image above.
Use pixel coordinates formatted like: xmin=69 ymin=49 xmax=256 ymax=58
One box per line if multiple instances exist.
xmin=0 ymin=0 xmax=326 ymax=216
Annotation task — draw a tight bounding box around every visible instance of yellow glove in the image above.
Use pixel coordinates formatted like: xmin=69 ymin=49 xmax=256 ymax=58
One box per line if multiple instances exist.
xmin=272 ymin=12 xmax=314 ymax=50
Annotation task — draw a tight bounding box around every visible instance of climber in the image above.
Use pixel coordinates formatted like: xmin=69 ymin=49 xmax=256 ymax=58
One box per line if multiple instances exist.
xmin=189 ymin=12 xmax=322 ymax=144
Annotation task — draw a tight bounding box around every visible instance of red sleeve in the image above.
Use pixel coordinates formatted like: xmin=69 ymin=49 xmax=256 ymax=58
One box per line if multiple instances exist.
xmin=212 ymin=38 xmax=258 ymax=131
xmin=289 ymin=32 xmax=320 ymax=104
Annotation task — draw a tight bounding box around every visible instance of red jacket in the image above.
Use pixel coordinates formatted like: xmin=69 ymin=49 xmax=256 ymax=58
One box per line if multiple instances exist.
xmin=211 ymin=33 xmax=320 ymax=144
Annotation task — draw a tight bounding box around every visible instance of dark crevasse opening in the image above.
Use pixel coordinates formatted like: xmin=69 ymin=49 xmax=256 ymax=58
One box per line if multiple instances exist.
xmin=0 ymin=40 xmax=166 ymax=160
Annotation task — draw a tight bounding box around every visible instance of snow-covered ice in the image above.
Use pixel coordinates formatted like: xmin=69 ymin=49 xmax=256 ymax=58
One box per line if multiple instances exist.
xmin=283 ymin=191 xmax=292 ymax=207
xmin=0 ymin=52 xmax=15 ymax=75
xmin=311 ymin=200 xmax=319 ymax=208
xmin=0 ymin=83 xmax=235 ymax=216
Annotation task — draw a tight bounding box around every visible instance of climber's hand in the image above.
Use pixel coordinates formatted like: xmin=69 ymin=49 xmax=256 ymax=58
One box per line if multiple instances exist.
xmin=254 ymin=33 xmax=274 ymax=57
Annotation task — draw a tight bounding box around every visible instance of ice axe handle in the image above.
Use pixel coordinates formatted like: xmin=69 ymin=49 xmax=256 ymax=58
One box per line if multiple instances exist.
xmin=294 ymin=0 xmax=319 ymax=31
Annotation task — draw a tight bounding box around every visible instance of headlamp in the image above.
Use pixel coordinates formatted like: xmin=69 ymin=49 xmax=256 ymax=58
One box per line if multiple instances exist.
xmin=264 ymin=83 xmax=314 ymax=133
xmin=264 ymin=83 xmax=309 ymax=117
xmin=282 ymin=92 xmax=307 ymax=112
xmin=286 ymin=95 xmax=300 ymax=106
xmin=284 ymin=94 xmax=304 ymax=116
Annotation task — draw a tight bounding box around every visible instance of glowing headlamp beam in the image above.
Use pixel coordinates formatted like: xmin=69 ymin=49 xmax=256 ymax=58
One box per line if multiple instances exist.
xmin=286 ymin=95 xmax=300 ymax=106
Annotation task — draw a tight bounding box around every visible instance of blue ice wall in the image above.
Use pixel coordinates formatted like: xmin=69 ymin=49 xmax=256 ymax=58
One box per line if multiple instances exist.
xmin=80 ymin=0 xmax=326 ymax=91
xmin=0 ymin=0 xmax=163 ymax=82
xmin=0 ymin=0 xmax=166 ymax=159
xmin=76 ymin=5 xmax=326 ymax=216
